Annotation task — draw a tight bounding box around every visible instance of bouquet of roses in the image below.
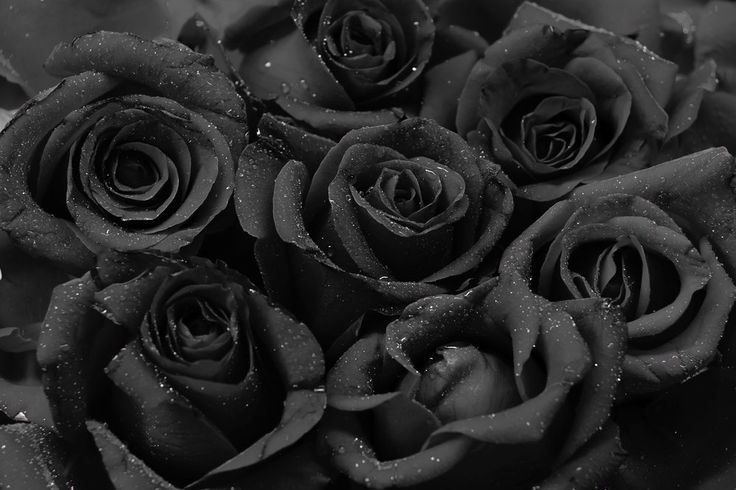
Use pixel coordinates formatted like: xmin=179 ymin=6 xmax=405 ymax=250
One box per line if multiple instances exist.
xmin=1 ymin=0 xmax=736 ymax=488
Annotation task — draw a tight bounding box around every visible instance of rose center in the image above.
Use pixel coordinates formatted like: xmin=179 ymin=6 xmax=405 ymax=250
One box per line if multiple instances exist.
xmin=569 ymin=236 xmax=681 ymax=320
xmin=400 ymin=343 xmax=520 ymax=424
xmin=363 ymin=166 xmax=443 ymax=223
xmin=506 ymin=96 xmax=597 ymax=169
xmin=112 ymin=150 xmax=159 ymax=189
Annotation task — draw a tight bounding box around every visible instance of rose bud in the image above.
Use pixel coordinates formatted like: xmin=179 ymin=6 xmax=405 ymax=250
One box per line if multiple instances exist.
xmin=448 ymin=2 xmax=717 ymax=201
xmin=322 ymin=278 xmax=627 ymax=489
xmin=0 ymin=32 xmax=247 ymax=273
xmin=500 ymin=147 xmax=736 ymax=396
xmin=235 ymin=117 xmax=513 ymax=349
xmin=35 ymin=252 xmax=326 ymax=488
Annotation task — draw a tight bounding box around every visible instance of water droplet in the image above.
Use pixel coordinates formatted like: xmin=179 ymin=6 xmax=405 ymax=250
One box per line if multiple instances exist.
xmin=280 ymin=82 xmax=291 ymax=94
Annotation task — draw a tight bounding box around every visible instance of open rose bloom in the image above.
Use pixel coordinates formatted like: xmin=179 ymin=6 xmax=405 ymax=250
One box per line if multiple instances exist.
xmin=1 ymin=0 xmax=736 ymax=489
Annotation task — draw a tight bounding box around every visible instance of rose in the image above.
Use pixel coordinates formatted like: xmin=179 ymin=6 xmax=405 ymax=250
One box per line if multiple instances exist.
xmin=0 ymin=231 xmax=70 ymax=427
xmin=236 ymin=116 xmax=513 ymax=348
xmin=499 ymin=147 xmax=736 ymax=396
xmin=450 ymin=2 xmax=717 ymax=201
xmin=35 ymin=252 xmax=326 ymax=488
xmin=223 ymin=0 xmax=488 ymax=139
xmin=0 ymin=31 xmax=247 ymax=273
xmin=322 ymin=277 xmax=626 ymax=489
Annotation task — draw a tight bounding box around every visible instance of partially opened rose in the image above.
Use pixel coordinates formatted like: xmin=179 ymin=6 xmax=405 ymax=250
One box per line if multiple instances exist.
xmin=0 ymin=31 xmax=247 ymax=272
xmin=322 ymin=278 xmax=626 ymax=489
xmin=224 ymin=0 xmax=488 ymax=139
xmin=36 ymin=252 xmax=325 ymax=487
xmin=236 ymin=117 xmax=513 ymax=347
xmin=451 ymin=2 xmax=716 ymax=201
xmin=499 ymin=147 xmax=736 ymax=395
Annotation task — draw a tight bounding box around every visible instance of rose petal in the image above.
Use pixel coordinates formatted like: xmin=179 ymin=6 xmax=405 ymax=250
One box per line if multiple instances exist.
xmin=0 ymin=423 xmax=73 ymax=488
xmin=276 ymin=96 xmax=403 ymax=139
xmin=87 ymin=420 xmax=177 ymax=490
xmin=193 ymin=389 xmax=326 ymax=484
xmin=665 ymin=59 xmax=718 ymax=141
xmin=44 ymin=31 xmax=247 ymax=151
xmin=36 ymin=273 xmax=127 ymax=441
xmin=0 ymin=71 xmax=118 ymax=272
xmin=104 ymin=342 xmax=238 ymax=486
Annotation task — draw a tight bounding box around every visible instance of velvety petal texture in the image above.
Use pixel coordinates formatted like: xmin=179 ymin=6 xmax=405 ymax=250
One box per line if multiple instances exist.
xmin=235 ymin=117 xmax=513 ymax=348
xmin=322 ymin=277 xmax=625 ymax=488
xmin=35 ymin=251 xmax=326 ymax=487
xmin=0 ymin=32 xmax=245 ymax=272
xmin=452 ymin=1 xmax=713 ymax=201
xmin=499 ymin=148 xmax=736 ymax=396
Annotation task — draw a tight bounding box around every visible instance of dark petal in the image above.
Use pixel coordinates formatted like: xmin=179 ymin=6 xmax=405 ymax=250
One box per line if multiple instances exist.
xmin=44 ymin=31 xmax=248 ymax=151
xmin=477 ymin=58 xmax=595 ymax=132
xmin=456 ymin=25 xmax=589 ymax=137
xmin=538 ymin=422 xmax=625 ymax=490
xmin=165 ymin=366 xmax=283 ymax=450
xmin=105 ymin=342 xmax=238 ymax=486
xmin=320 ymin=408 xmax=474 ymax=487
xmin=509 ymin=3 xmax=676 ymax=106
xmin=371 ymin=393 xmax=442 ymax=459
xmin=193 ymin=389 xmax=326 ymax=485
xmin=203 ymin=431 xmax=335 ymax=490
xmin=276 ymin=95 xmax=403 ymax=139
xmin=563 ymin=55 xmax=632 ymax=160
xmin=571 ymin=148 xmax=736 ymax=279
xmin=327 ymin=333 xmax=399 ymax=409
xmin=384 ymin=287 xmax=507 ymax=379
xmin=94 ymin=250 xmax=185 ymax=287
xmin=420 ymin=50 xmax=479 ymax=130
xmin=36 ymin=273 xmax=128 ymax=441
xmin=510 ymin=0 xmax=661 ymax=50
xmin=422 ymin=165 xmax=513 ymax=282
xmin=664 ymin=90 xmax=736 ymax=158
xmin=0 ymin=423 xmax=74 ymax=488
xmin=554 ymin=299 xmax=626 ymax=461
xmin=93 ymin=266 xmax=170 ymax=333
xmin=623 ymin=238 xmax=735 ymax=395
xmin=237 ymin=26 xmax=355 ymax=110
xmin=257 ymin=113 xmax=336 ymax=174
xmin=235 ymin=140 xmax=289 ymax=239
xmin=665 ymin=59 xmax=717 ymax=141
xmin=246 ymin=289 xmax=325 ymax=389
xmin=87 ymin=420 xmax=177 ymax=489
xmin=0 ymin=71 xmax=117 ymax=273
xmin=272 ymin=160 xmax=323 ymax=257
xmin=572 ymin=34 xmax=670 ymax=174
